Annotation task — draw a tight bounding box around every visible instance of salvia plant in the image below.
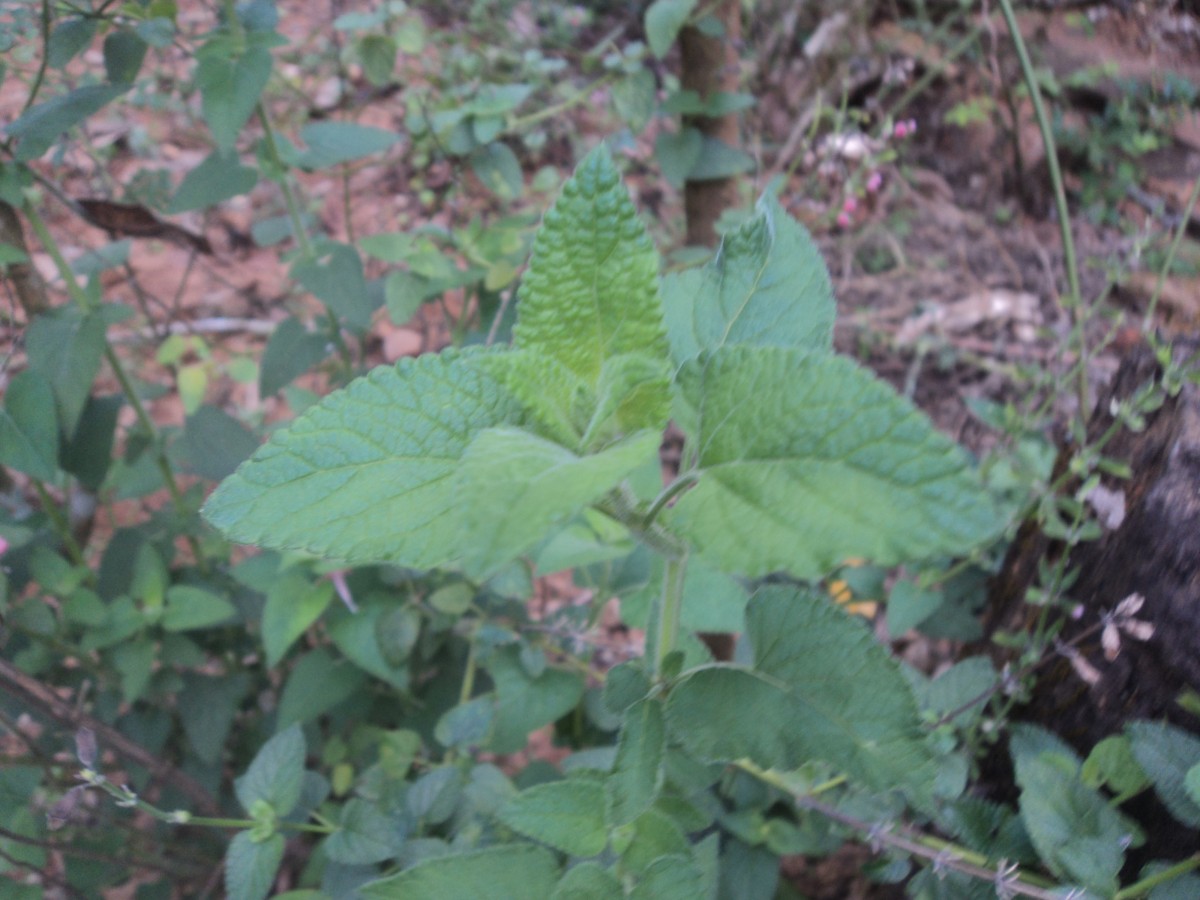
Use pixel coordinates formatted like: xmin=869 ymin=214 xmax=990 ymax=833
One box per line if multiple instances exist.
xmin=198 ymin=145 xmax=1023 ymax=896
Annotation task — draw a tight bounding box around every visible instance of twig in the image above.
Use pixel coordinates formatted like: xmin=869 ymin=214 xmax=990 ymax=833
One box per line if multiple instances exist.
xmin=0 ymin=658 xmax=220 ymax=816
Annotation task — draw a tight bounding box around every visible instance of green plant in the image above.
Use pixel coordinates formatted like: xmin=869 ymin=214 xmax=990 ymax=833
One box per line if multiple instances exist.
xmin=192 ymin=145 xmax=1065 ymax=897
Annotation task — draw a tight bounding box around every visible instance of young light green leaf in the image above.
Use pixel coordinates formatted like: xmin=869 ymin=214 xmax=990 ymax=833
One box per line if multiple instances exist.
xmin=499 ymin=780 xmax=609 ymax=857
xmin=667 ymin=346 xmax=1000 ymax=579
xmin=202 ymin=350 xmax=525 ymax=569
xmin=454 ymin=427 xmax=660 ymax=576
xmin=607 ymin=697 xmax=666 ymax=826
xmin=360 ymin=844 xmax=560 ymax=899
xmin=225 ymin=831 xmax=284 ymax=900
xmin=235 ymin=724 xmax=306 ymax=816
xmin=514 ymin=145 xmax=667 ymax=389
xmin=1126 ymin=720 xmax=1200 ymax=827
xmin=746 ymin=586 xmax=937 ymax=803
xmin=161 ymin=585 xmax=237 ymax=631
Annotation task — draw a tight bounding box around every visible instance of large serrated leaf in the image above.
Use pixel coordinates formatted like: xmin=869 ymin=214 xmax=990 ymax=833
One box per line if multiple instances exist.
xmin=514 ymin=145 xmax=668 ymax=389
xmin=1010 ymin=725 xmax=1128 ymax=895
xmin=746 ymin=586 xmax=937 ymax=803
xmin=663 ymin=194 xmax=834 ymax=365
xmin=361 ymin=844 xmax=560 ymax=899
xmin=499 ymin=780 xmax=609 ymax=857
xmin=202 ymin=350 xmax=525 ymax=569
xmin=667 ymin=346 xmax=999 ymax=579
xmin=1126 ymin=720 xmax=1200 ymax=828
xmin=454 ymin=427 xmax=660 ymax=576
xmin=488 ymin=646 xmax=585 ymax=754
xmin=607 ymin=697 xmax=666 ymax=826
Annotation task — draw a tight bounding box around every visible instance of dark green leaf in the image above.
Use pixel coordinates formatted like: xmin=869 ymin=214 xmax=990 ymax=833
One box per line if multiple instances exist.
xmin=47 ymin=18 xmax=96 ymax=68
xmin=470 ymin=142 xmax=523 ymax=199
xmin=1126 ymin=720 xmax=1200 ymax=827
xmin=275 ymin=649 xmax=367 ymax=731
xmin=607 ymin=698 xmax=666 ymax=826
xmin=168 ymin=150 xmax=258 ymax=212
xmin=612 ymin=70 xmax=656 ymax=133
xmin=654 ymin=128 xmax=702 ymax=189
xmin=178 ymin=672 xmax=252 ymax=765
xmin=499 ymin=780 xmax=609 ymax=857
xmin=0 ymin=371 xmax=59 ymax=480
xmin=291 ymin=242 xmax=375 ymax=330
xmin=103 ymin=29 xmax=147 ymax=84
xmin=235 ymin=723 xmax=306 ymax=816
xmin=8 ymin=85 xmax=129 ymax=161
xmin=688 ymin=136 xmax=754 ymax=181
xmin=360 ymin=844 xmax=560 ymax=899
xmin=666 ymin=666 xmax=792 ymax=767
xmin=258 ymin=316 xmax=329 ymax=395
xmin=630 ymin=854 xmax=705 ymax=900
xmin=325 ymin=799 xmax=407 ymax=865
xmin=195 ymin=43 xmax=272 ymax=150
xmin=26 ymin=305 xmax=108 ymax=436
xmin=329 ymin=602 xmax=411 ymax=689
xmin=162 ymin=585 xmax=237 ymax=631
xmin=174 ymin=405 xmax=259 ymax=481
xmin=60 ymin=394 xmax=121 ymax=489
xmin=488 ymin=646 xmax=584 ymax=754
xmin=551 ymin=861 xmax=623 ymax=900
xmin=435 ymin=696 xmax=495 ymax=749
xmin=225 ymin=831 xmax=284 ymax=900
xmin=261 ymin=570 xmax=333 ymax=668
xmin=295 ymin=121 xmax=400 ymax=169
xmin=645 ymin=0 xmax=697 ymax=58
xmin=358 ymin=33 xmax=396 ymax=86
xmin=747 ymin=586 xmax=937 ymax=801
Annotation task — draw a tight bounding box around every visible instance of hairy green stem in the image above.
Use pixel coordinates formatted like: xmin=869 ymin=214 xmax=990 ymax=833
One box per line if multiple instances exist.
xmin=652 ymin=552 xmax=688 ymax=678
xmin=1114 ymin=854 xmax=1200 ymax=899
xmin=643 ymin=473 xmax=698 ymax=528
xmin=994 ymin=0 xmax=1087 ymax=414
xmin=737 ymin=760 xmax=1061 ymax=897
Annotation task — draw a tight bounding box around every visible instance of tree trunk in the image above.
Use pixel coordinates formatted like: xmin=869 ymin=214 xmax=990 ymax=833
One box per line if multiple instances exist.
xmin=680 ymin=0 xmax=742 ymax=247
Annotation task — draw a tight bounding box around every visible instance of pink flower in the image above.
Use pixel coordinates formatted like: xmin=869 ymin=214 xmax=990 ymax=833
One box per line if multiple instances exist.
xmin=842 ymin=196 xmax=858 ymax=213
xmin=0 ymin=536 xmax=8 ymax=556
xmin=866 ymin=171 xmax=883 ymax=193
xmin=893 ymin=119 xmax=918 ymax=139
xmin=328 ymin=569 xmax=358 ymax=613
xmin=836 ymin=211 xmax=852 ymax=228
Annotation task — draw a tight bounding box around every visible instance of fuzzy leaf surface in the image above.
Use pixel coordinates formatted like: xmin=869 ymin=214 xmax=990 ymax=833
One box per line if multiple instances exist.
xmin=663 ymin=194 xmax=834 ymax=365
xmin=203 ymin=350 xmax=524 ymax=569
xmin=455 ymin=427 xmax=660 ymax=575
xmin=514 ymin=146 xmax=667 ymax=391
xmin=1126 ymin=720 xmax=1200 ymax=827
xmin=234 ymin=724 xmax=305 ymax=816
xmin=225 ymin=831 xmax=283 ymax=900
xmin=499 ymin=780 xmax=609 ymax=857
xmin=668 ymin=346 xmax=999 ymax=579
xmin=607 ymin=698 xmax=666 ymax=826
xmin=746 ymin=586 xmax=937 ymax=802
xmin=361 ymin=844 xmax=560 ymax=899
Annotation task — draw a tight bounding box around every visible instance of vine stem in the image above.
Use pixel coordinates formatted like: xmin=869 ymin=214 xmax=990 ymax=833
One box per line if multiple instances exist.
xmin=22 ymin=202 xmax=209 ymax=571
xmin=1113 ymin=854 xmax=1200 ymax=900
xmin=736 ymin=760 xmax=1063 ymax=899
xmin=994 ymin=0 xmax=1088 ymax=416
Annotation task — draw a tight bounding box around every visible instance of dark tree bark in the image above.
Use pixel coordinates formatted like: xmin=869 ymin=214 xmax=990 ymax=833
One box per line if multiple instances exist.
xmin=680 ymin=0 xmax=742 ymax=247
